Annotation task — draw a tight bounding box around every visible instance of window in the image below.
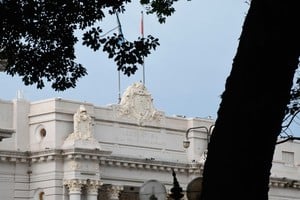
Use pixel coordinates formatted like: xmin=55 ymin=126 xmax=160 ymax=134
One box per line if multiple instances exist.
xmin=282 ymin=151 xmax=294 ymax=165
xmin=39 ymin=192 xmax=44 ymax=200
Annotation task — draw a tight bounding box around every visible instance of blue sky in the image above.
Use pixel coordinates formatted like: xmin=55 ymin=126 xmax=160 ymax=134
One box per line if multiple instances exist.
xmin=0 ymin=1 xmax=249 ymax=119
xmin=12 ymin=0 xmax=300 ymax=140
xmin=3 ymin=1 xmax=299 ymax=136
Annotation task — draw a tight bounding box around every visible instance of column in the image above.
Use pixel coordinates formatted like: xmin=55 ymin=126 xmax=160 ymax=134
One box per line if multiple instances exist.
xmin=86 ymin=180 xmax=102 ymax=200
xmin=64 ymin=179 xmax=83 ymax=200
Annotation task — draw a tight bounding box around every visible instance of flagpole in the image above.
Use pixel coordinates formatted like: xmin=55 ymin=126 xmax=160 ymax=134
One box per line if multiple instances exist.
xmin=141 ymin=11 xmax=145 ymax=86
xmin=116 ymin=12 xmax=123 ymax=103
xmin=118 ymin=70 xmax=121 ymax=103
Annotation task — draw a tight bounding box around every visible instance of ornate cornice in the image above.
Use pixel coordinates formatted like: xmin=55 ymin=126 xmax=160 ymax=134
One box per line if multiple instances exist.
xmin=0 ymin=148 xmax=111 ymax=163
xmin=3 ymin=149 xmax=300 ymax=188
xmin=99 ymin=156 xmax=201 ymax=174
xmin=269 ymin=177 xmax=300 ymax=189
xmin=0 ymin=150 xmax=29 ymax=163
xmin=0 ymin=148 xmax=201 ymax=174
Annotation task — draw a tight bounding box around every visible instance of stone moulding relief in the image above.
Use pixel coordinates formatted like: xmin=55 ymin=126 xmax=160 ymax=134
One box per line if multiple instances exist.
xmin=72 ymin=105 xmax=93 ymax=140
xmin=70 ymin=160 xmax=80 ymax=170
xmin=62 ymin=105 xmax=100 ymax=149
xmin=115 ymin=82 xmax=164 ymax=125
xmin=64 ymin=179 xmax=102 ymax=193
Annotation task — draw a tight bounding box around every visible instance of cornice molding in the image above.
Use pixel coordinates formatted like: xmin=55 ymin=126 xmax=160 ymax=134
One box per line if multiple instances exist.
xmin=0 ymin=148 xmax=111 ymax=163
xmin=0 ymin=148 xmax=201 ymax=174
xmin=0 ymin=128 xmax=15 ymax=141
xmin=99 ymin=156 xmax=201 ymax=174
xmin=269 ymin=177 xmax=300 ymax=189
xmin=2 ymin=150 xmax=300 ymax=186
xmin=0 ymin=150 xmax=29 ymax=163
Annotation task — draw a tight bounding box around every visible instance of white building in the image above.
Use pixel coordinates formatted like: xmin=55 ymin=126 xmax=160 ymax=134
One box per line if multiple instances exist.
xmin=0 ymin=82 xmax=300 ymax=200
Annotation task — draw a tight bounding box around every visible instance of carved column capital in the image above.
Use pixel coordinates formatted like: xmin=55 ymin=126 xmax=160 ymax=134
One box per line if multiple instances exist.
xmin=87 ymin=180 xmax=102 ymax=194
xmin=64 ymin=179 xmax=84 ymax=193
xmin=99 ymin=185 xmax=124 ymax=200
xmin=110 ymin=185 xmax=124 ymax=200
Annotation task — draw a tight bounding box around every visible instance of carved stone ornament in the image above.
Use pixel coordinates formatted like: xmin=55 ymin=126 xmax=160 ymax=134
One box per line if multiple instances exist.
xmin=64 ymin=179 xmax=84 ymax=193
xmin=110 ymin=185 xmax=124 ymax=200
xmin=87 ymin=180 xmax=103 ymax=194
xmin=70 ymin=160 xmax=80 ymax=170
xmin=62 ymin=105 xmax=101 ymax=149
xmin=115 ymin=82 xmax=164 ymax=125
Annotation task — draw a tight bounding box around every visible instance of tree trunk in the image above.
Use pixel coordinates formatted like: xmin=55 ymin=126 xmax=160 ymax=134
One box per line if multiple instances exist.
xmin=200 ymin=1 xmax=300 ymax=200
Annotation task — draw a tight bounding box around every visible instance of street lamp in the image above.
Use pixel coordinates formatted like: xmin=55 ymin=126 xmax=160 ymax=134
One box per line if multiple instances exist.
xmin=169 ymin=169 xmax=184 ymax=200
xmin=183 ymin=125 xmax=214 ymax=149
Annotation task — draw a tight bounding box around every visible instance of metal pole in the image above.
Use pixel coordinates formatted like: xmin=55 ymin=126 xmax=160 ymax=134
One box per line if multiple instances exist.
xmin=141 ymin=11 xmax=145 ymax=85
xmin=118 ymin=70 xmax=121 ymax=103
xmin=169 ymin=170 xmax=184 ymax=200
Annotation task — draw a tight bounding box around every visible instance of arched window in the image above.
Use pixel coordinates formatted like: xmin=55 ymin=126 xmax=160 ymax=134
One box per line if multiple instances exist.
xmin=39 ymin=192 xmax=45 ymax=200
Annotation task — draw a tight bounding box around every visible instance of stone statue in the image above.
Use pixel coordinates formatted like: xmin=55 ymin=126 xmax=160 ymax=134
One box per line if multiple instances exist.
xmin=73 ymin=105 xmax=92 ymax=139
xmin=62 ymin=105 xmax=100 ymax=149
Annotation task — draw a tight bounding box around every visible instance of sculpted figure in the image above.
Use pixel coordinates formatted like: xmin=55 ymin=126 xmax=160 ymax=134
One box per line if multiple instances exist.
xmin=74 ymin=105 xmax=92 ymax=139
xmin=62 ymin=105 xmax=100 ymax=149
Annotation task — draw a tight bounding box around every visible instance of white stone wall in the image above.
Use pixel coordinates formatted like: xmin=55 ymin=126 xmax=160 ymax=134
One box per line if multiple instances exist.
xmin=272 ymin=141 xmax=300 ymax=180
xmin=0 ymin=162 xmax=16 ymax=200
xmin=0 ymin=83 xmax=300 ymax=199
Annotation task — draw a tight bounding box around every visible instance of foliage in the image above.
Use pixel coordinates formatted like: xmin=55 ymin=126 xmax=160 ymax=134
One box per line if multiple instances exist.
xmin=0 ymin=0 xmax=185 ymax=91
xmin=282 ymin=68 xmax=300 ymax=136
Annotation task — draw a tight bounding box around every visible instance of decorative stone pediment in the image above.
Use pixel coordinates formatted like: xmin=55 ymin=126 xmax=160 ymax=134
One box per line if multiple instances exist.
xmin=62 ymin=105 xmax=100 ymax=149
xmin=115 ymin=82 xmax=164 ymax=125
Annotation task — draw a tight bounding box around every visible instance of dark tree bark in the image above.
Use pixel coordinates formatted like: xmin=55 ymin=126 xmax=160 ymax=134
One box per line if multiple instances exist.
xmin=200 ymin=1 xmax=300 ymax=200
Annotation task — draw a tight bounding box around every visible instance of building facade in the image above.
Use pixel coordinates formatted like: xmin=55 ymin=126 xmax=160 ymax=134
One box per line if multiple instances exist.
xmin=0 ymin=82 xmax=300 ymax=200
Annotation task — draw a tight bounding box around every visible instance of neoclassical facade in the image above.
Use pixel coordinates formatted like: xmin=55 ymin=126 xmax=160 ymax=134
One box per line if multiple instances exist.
xmin=0 ymin=82 xmax=300 ymax=200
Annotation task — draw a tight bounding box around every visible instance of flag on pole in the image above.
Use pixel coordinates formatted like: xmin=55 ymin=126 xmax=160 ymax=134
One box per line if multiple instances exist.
xmin=141 ymin=11 xmax=144 ymax=38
